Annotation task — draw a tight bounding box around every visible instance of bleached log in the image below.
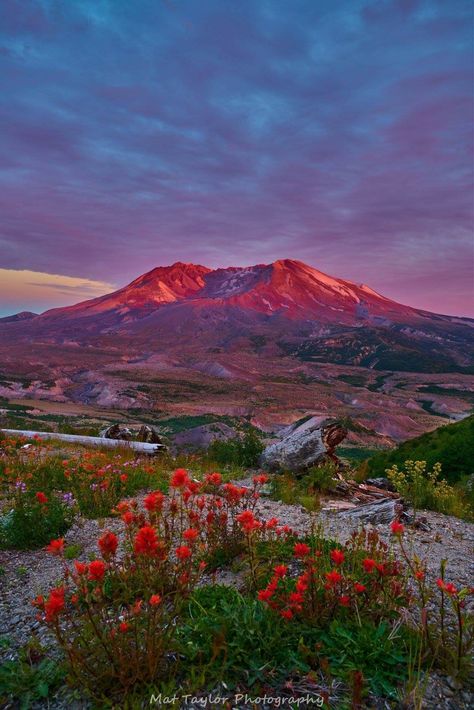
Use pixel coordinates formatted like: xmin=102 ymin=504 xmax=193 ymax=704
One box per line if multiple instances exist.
xmin=0 ymin=429 xmax=165 ymax=455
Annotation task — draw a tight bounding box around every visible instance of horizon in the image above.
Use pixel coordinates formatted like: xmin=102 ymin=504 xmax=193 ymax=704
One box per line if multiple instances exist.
xmin=1 ymin=0 xmax=473 ymax=317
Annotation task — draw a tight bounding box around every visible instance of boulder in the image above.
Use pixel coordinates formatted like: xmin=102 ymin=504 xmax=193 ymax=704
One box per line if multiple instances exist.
xmin=136 ymin=425 xmax=165 ymax=444
xmin=172 ymin=423 xmax=238 ymax=453
xmin=99 ymin=424 xmax=133 ymax=441
xmin=259 ymin=416 xmax=347 ymax=473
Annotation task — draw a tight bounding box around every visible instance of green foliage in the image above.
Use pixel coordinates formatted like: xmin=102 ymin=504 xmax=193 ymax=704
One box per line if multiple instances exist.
xmin=0 ymin=640 xmax=66 ymax=708
xmin=270 ymin=462 xmax=342 ymax=509
xmin=366 ymin=416 xmax=474 ymax=484
xmin=0 ymin=492 xmax=74 ymax=550
xmin=178 ymin=586 xmax=308 ymax=688
xmin=316 ymin=620 xmax=412 ymax=699
xmin=387 ymin=460 xmax=471 ymax=520
xmin=207 ymin=428 xmax=264 ymax=468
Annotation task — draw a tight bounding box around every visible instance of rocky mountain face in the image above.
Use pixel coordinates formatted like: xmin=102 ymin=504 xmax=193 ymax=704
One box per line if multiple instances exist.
xmin=1 ymin=259 xmax=473 ymax=374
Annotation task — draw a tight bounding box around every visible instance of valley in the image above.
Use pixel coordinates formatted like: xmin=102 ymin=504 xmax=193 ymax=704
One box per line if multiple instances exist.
xmin=0 ymin=260 xmax=472 ymax=449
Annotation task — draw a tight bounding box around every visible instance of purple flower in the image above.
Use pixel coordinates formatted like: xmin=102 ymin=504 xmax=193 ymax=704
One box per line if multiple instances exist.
xmin=61 ymin=492 xmax=76 ymax=507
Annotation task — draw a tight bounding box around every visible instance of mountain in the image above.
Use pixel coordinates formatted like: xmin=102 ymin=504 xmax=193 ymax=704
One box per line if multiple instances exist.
xmin=40 ymin=259 xmax=423 ymax=326
xmin=1 ymin=259 xmax=473 ymax=373
xmin=0 ymin=311 xmax=38 ymax=324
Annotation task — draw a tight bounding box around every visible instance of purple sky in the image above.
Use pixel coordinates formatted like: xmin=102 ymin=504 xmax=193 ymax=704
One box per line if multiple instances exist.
xmin=1 ymin=0 xmax=473 ymax=317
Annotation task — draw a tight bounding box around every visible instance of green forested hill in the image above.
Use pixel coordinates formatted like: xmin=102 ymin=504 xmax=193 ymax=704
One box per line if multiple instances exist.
xmin=366 ymin=415 xmax=474 ymax=483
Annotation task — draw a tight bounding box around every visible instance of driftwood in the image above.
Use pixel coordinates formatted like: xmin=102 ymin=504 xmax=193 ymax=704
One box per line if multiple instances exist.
xmin=0 ymin=429 xmax=165 ymax=455
xmin=338 ymin=497 xmax=404 ymax=525
xmin=259 ymin=416 xmax=347 ymax=474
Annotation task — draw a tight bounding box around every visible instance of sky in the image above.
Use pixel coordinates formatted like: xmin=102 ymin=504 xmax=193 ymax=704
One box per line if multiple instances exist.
xmin=0 ymin=0 xmax=473 ymax=317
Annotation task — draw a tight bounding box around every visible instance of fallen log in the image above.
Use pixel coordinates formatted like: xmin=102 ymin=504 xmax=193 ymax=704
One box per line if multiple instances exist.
xmin=338 ymin=497 xmax=404 ymax=525
xmin=0 ymin=429 xmax=165 ymax=455
xmin=259 ymin=416 xmax=347 ymax=474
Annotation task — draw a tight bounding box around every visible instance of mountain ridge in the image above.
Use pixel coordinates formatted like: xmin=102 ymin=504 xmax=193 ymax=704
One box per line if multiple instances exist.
xmin=10 ymin=258 xmax=471 ymax=324
xmin=1 ymin=259 xmax=472 ymax=375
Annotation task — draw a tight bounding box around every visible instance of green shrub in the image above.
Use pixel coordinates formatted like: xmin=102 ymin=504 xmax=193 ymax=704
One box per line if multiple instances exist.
xmin=366 ymin=416 xmax=474 ymax=484
xmin=178 ymin=586 xmax=308 ymax=688
xmin=386 ymin=460 xmax=471 ymax=519
xmin=0 ymin=491 xmax=75 ymax=550
xmin=207 ymin=428 xmax=264 ymax=468
xmin=315 ymin=620 xmax=413 ymax=699
xmin=0 ymin=639 xmax=66 ymax=707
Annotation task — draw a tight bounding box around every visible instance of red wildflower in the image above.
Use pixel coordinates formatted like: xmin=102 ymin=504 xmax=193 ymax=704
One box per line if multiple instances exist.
xmin=415 ymin=571 xmax=425 ymax=581
xmin=296 ymin=575 xmax=309 ymax=593
xmin=120 ymin=474 xmax=127 ymax=483
xmin=44 ymin=587 xmax=65 ymax=622
xmin=280 ymin=609 xmax=293 ymax=620
xmin=176 ymin=545 xmax=192 ymax=561
xmin=170 ymin=468 xmax=190 ymax=488
xmin=363 ymin=558 xmax=376 ymax=573
xmin=437 ymin=579 xmax=458 ymax=596
xmin=289 ymin=592 xmax=304 ymax=605
xmin=330 ymin=549 xmax=345 ymax=565
xmin=205 ymin=472 xmax=222 ymax=486
xmin=223 ymin=483 xmax=245 ymax=502
xmin=144 ymin=491 xmax=164 ymax=512
xmin=122 ymin=511 xmax=135 ymax=526
xmin=274 ymin=564 xmax=288 ymax=578
xmin=265 ymin=517 xmax=279 ymax=529
xmin=236 ymin=510 xmax=261 ymax=532
xmin=98 ymin=531 xmax=118 ymax=558
xmin=36 ymin=492 xmax=48 ymax=505
xmin=258 ymin=588 xmax=274 ymax=602
xmin=88 ymin=560 xmax=106 ymax=582
xmin=32 ymin=594 xmax=45 ymax=608
xmin=294 ymin=542 xmax=311 ymax=558
xmin=74 ymin=561 xmax=87 ymax=575
xmin=325 ymin=570 xmax=342 ymax=586
xmin=116 ymin=501 xmax=130 ymax=513
xmin=46 ymin=538 xmax=64 ymax=556
xmin=236 ymin=510 xmax=255 ymax=525
xmin=253 ymin=474 xmax=269 ymax=485
xmin=390 ymin=521 xmax=405 ymax=536
xmin=134 ymin=526 xmax=159 ymax=556
xmin=339 ymin=595 xmax=351 ymax=607
xmin=119 ymin=622 xmax=130 ymax=633
xmin=354 ymin=583 xmax=367 ymax=593
xmin=149 ymin=594 xmax=162 ymax=606
xmin=183 ymin=528 xmax=199 ymax=543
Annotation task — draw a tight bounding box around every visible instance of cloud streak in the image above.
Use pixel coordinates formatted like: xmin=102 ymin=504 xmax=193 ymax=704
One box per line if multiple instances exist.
xmin=0 ymin=0 xmax=472 ymax=316
xmin=0 ymin=269 xmax=114 ymax=316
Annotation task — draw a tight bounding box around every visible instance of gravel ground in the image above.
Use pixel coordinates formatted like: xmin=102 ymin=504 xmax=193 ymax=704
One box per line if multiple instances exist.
xmin=0 ymin=483 xmax=473 ymax=709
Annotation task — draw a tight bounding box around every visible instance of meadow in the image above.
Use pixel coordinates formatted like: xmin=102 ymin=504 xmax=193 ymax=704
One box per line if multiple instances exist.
xmin=0 ymin=433 xmax=473 ymax=708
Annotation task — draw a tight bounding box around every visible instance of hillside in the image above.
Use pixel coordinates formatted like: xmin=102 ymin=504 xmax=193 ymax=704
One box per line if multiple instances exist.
xmin=366 ymin=414 xmax=474 ymax=483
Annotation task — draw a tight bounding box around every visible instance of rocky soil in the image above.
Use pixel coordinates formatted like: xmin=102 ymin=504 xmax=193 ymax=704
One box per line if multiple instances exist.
xmin=0 ymin=483 xmax=473 ymax=709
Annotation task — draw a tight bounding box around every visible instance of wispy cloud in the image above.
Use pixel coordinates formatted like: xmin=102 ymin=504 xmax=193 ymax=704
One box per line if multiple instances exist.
xmin=0 ymin=269 xmax=115 ymax=317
